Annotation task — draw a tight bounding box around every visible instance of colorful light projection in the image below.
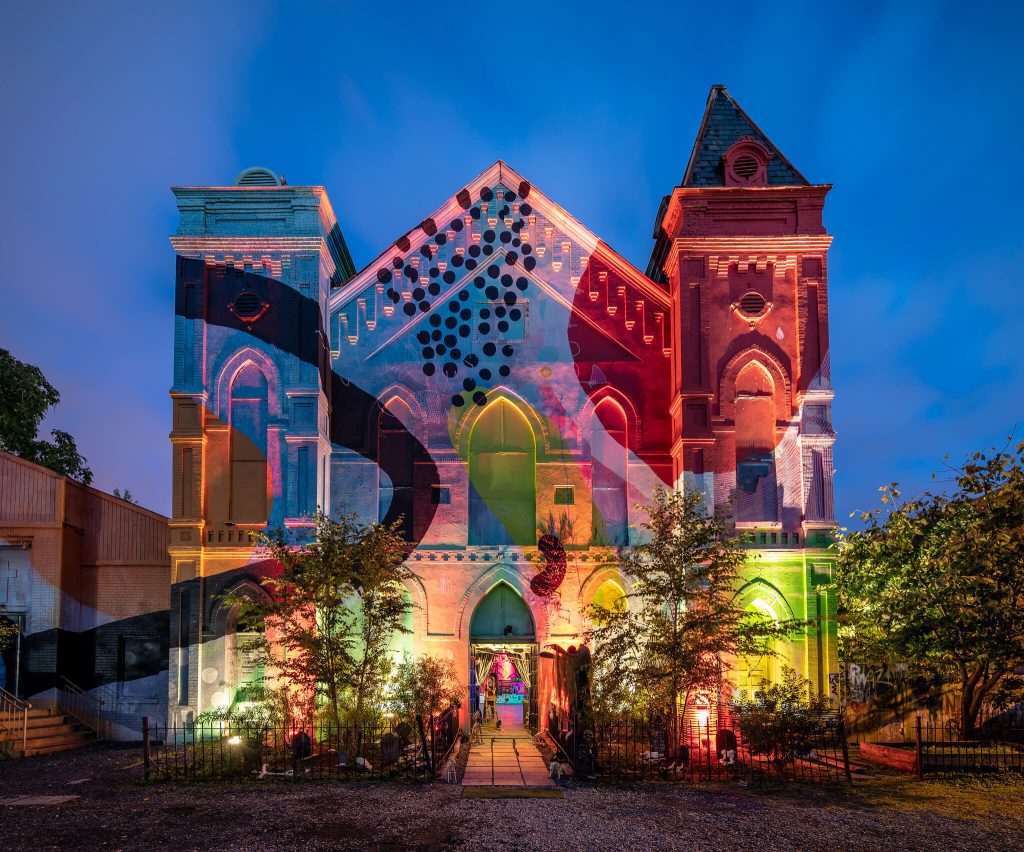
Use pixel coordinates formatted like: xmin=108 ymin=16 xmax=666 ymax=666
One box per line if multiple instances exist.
xmin=492 ymin=652 xmax=516 ymax=682
xmin=327 ymin=172 xmax=675 ymax=572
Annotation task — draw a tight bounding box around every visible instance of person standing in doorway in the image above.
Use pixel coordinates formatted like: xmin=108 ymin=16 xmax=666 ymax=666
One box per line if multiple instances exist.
xmin=485 ymin=675 xmax=497 ymax=723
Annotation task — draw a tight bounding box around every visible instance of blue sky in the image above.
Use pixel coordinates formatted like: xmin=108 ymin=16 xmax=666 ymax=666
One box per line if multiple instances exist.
xmin=1 ymin=0 xmax=1021 ymax=519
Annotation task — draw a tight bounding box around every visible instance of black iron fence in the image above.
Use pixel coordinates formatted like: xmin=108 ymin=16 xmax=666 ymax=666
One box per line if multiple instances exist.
xmin=547 ymin=707 xmax=852 ymax=784
xmin=913 ymin=718 xmax=1023 ymax=778
xmin=143 ymin=707 xmax=461 ymax=783
xmin=427 ymin=705 xmax=460 ymax=774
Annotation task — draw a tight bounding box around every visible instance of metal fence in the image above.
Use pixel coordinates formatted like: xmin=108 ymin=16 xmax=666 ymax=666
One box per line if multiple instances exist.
xmin=914 ymin=718 xmax=1024 ymax=778
xmin=143 ymin=707 xmax=461 ymax=783
xmin=547 ymin=707 xmax=852 ymax=784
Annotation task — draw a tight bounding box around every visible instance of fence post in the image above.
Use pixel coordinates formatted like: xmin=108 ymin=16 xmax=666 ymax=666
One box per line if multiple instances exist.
xmin=430 ymin=713 xmax=436 ymax=774
xmin=705 ymin=718 xmax=712 ymax=780
xmin=142 ymin=716 xmax=151 ymax=782
xmin=914 ymin=716 xmax=924 ymax=781
xmin=416 ymin=714 xmax=433 ymax=775
xmin=838 ymin=717 xmax=853 ymax=785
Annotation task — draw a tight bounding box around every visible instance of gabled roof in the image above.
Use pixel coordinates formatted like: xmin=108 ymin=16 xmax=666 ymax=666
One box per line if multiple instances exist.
xmin=681 ymin=85 xmax=809 ymax=188
xmin=330 ymin=161 xmax=669 ymax=313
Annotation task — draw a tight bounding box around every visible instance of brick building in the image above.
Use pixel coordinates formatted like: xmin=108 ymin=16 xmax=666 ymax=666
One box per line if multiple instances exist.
xmin=166 ymin=85 xmax=838 ymax=730
xmin=0 ymin=451 xmax=170 ymax=739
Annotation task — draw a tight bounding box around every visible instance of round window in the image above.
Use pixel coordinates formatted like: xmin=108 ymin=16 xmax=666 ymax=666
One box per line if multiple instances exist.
xmin=733 ymin=155 xmax=760 ymax=179
xmin=229 ymin=291 xmax=269 ymax=325
xmin=738 ymin=291 xmax=767 ymax=317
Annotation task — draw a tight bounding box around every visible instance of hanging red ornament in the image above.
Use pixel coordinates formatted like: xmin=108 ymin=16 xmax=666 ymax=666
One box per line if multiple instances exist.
xmin=530 ymin=533 xmax=567 ymax=596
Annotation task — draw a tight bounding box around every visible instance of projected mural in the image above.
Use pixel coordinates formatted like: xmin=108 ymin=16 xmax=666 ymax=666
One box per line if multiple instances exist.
xmin=166 ymin=86 xmax=839 ymax=730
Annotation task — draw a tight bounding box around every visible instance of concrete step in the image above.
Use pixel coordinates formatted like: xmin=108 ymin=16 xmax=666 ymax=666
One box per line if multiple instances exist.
xmin=25 ymin=707 xmax=59 ymax=719
xmin=0 ymin=716 xmax=72 ymax=741
xmin=24 ymin=714 xmax=75 ymax=730
xmin=23 ymin=739 xmax=95 ymax=757
xmin=23 ymin=730 xmax=95 ymax=751
xmin=25 ymin=720 xmax=85 ymax=741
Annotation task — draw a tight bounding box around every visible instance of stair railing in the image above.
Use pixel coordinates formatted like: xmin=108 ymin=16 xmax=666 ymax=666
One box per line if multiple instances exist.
xmin=0 ymin=687 xmax=31 ymax=752
xmin=57 ymin=677 xmax=105 ymax=739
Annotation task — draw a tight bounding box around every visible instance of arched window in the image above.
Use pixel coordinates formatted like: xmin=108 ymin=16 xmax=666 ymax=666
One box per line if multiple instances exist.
xmin=739 ymin=597 xmax=780 ymax=694
xmin=591 ymin=399 xmax=628 ymax=545
xmin=229 ymin=363 xmax=269 ymax=524
xmin=591 ymin=578 xmax=628 ymax=625
xmin=224 ymin=603 xmax=265 ymax=705
xmin=469 ymin=400 xmax=536 ymax=545
xmin=734 ymin=362 xmax=777 ymax=522
xmin=378 ymin=398 xmax=415 ymax=539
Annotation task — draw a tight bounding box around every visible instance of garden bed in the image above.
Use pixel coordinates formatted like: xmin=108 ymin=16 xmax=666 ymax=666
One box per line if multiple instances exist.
xmin=859 ymin=740 xmax=1024 ymax=775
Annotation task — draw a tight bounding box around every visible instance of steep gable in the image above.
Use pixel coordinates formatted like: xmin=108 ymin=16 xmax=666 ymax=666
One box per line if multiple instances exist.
xmin=682 ymin=85 xmax=808 ymax=188
xmin=329 ymin=162 xmax=670 ymax=372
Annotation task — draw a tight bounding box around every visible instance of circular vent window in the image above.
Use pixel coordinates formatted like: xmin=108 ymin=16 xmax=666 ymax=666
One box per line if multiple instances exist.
xmin=230 ymin=291 xmax=269 ymax=324
xmin=738 ymin=291 xmax=767 ymax=317
xmin=733 ymin=155 xmax=760 ymax=179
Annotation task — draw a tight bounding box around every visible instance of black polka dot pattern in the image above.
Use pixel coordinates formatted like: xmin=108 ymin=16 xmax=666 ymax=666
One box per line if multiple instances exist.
xmin=374 ymin=184 xmax=531 ymax=405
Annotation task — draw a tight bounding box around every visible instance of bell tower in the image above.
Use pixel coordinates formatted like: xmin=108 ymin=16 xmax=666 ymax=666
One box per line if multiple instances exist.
xmin=166 ymin=167 xmax=355 ymax=719
xmin=648 ymin=85 xmax=838 ymax=697
xmin=649 ymin=84 xmax=834 ymax=538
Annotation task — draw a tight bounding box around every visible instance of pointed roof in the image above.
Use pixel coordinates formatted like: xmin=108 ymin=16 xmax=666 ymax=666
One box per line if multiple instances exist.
xmin=330 ymin=160 xmax=669 ymax=312
xmin=681 ymin=85 xmax=808 ymax=187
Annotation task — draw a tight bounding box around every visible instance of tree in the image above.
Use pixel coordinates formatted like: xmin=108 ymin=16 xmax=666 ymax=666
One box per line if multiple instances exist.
xmin=836 ymin=439 xmax=1024 ymax=736
xmin=0 ymin=348 xmax=92 ymax=484
xmin=389 ymin=654 xmax=463 ymax=722
xmin=113 ymin=488 xmax=137 ymax=504
xmin=238 ymin=512 xmax=415 ymax=728
xmin=587 ymin=487 xmax=798 ymax=755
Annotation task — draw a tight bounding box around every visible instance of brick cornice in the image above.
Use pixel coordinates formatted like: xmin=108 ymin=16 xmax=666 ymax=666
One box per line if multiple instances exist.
xmin=664 ymin=236 xmax=833 ymax=280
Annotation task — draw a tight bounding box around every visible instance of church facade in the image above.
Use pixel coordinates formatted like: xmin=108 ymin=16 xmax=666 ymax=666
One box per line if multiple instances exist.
xmin=167 ymin=85 xmax=838 ymax=729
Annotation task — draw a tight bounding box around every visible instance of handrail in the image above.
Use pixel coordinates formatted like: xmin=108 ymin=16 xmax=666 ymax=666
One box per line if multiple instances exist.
xmin=0 ymin=686 xmax=31 ymax=753
xmin=57 ymin=676 xmax=105 ymax=738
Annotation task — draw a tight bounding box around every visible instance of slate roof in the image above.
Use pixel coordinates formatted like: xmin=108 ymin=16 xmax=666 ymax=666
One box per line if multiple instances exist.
xmin=681 ymin=85 xmax=808 ymax=187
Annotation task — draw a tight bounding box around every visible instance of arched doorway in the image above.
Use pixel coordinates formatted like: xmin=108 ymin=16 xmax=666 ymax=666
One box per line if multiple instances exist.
xmin=469 ymin=582 xmax=538 ymax=732
xmin=590 ymin=578 xmax=628 ymax=625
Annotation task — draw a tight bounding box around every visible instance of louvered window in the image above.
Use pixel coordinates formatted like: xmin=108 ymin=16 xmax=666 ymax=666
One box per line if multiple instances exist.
xmin=739 ymin=291 xmax=767 ymax=316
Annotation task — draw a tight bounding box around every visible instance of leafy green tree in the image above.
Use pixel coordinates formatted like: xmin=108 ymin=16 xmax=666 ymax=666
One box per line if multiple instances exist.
xmin=836 ymin=440 xmax=1024 ymax=736
xmin=239 ymin=513 xmax=415 ymax=728
xmin=0 ymin=348 xmax=92 ymax=484
xmin=113 ymin=488 xmax=137 ymax=504
xmin=389 ymin=653 xmax=463 ymax=722
xmin=587 ymin=487 xmax=798 ymax=754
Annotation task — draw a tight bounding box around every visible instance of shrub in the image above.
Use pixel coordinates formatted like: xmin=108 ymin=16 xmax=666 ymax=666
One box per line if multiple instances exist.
xmin=731 ymin=667 xmax=834 ymax=765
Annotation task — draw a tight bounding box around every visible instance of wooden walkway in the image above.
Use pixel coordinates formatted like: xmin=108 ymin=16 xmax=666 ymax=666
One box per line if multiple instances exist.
xmin=462 ymin=707 xmax=555 ymax=788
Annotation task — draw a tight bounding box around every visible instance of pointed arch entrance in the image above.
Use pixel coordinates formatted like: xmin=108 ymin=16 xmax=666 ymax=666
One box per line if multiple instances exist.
xmin=469 ymin=582 xmax=538 ymax=733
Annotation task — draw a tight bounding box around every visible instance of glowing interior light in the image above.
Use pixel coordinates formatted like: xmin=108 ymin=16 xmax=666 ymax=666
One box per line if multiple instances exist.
xmin=228 ymin=735 xmax=241 ymax=745
xmin=696 ymin=709 xmax=710 ymax=727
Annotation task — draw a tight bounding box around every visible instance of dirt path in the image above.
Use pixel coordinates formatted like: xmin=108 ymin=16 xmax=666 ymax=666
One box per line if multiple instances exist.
xmin=1 ymin=743 xmax=1023 ymax=851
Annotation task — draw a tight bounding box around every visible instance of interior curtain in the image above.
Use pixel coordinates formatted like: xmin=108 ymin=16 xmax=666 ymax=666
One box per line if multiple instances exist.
xmin=509 ymin=649 xmax=531 ymax=689
xmin=474 ymin=652 xmax=495 ymax=686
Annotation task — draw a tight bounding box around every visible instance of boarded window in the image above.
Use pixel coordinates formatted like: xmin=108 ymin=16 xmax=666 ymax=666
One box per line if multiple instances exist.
xmin=378 ymin=398 xmax=415 ymax=539
xmin=592 ymin=400 xmax=628 ymax=545
xmin=469 ymin=400 xmax=536 ymax=545
xmin=229 ymin=364 xmax=268 ymax=524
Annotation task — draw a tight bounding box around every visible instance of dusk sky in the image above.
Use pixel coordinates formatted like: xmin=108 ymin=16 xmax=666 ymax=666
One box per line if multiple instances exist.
xmin=1 ymin=0 xmax=1021 ymax=519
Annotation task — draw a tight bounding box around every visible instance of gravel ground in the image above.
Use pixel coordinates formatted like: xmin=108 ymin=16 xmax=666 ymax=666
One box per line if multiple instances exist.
xmin=1 ymin=743 xmax=1022 ymax=851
